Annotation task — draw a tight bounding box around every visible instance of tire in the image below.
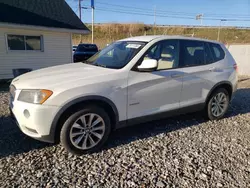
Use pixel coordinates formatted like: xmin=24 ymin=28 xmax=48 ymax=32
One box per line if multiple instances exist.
xmin=60 ymin=105 xmax=111 ymax=155
xmin=206 ymin=88 xmax=230 ymax=121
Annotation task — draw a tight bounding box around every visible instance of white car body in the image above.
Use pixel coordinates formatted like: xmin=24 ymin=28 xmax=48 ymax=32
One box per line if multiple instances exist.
xmin=10 ymin=35 xmax=238 ymax=143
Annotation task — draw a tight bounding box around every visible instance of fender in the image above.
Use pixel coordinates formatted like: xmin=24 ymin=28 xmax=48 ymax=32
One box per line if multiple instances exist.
xmin=50 ymin=95 xmax=119 ymax=142
xmin=205 ymin=81 xmax=233 ymax=103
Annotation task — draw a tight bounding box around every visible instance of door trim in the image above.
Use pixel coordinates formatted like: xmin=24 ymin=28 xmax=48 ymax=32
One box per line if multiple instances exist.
xmin=116 ymin=103 xmax=205 ymax=129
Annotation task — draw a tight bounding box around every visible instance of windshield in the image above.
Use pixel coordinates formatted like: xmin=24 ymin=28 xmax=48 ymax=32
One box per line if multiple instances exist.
xmin=84 ymin=41 xmax=146 ymax=69
xmin=76 ymin=44 xmax=98 ymax=52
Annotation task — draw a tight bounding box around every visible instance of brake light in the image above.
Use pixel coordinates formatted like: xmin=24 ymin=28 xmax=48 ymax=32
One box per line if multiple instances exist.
xmin=233 ymin=63 xmax=238 ymax=72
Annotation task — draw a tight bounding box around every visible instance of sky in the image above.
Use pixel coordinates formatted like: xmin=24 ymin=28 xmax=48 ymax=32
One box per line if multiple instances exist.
xmin=66 ymin=0 xmax=250 ymax=27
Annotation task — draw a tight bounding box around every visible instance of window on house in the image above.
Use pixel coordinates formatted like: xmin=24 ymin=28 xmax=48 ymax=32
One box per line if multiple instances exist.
xmin=7 ymin=35 xmax=43 ymax=51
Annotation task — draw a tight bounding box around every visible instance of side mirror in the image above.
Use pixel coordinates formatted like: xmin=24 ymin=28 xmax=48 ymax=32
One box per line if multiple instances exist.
xmin=137 ymin=59 xmax=158 ymax=72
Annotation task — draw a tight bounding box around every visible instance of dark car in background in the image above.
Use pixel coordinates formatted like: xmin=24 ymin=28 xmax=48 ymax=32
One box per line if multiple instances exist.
xmin=72 ymin=45 xmax=78 ymax=53
xmin=73 ymin=44 xmax=98 ymax=62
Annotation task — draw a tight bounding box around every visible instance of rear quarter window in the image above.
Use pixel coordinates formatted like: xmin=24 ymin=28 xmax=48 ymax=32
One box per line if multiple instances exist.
xmin=209 ymin=43 xmax=225 ymax=62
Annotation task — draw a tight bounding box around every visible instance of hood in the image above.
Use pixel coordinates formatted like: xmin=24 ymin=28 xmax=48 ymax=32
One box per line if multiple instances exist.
xmin=12 ymin=63 xmax=116 ymax=89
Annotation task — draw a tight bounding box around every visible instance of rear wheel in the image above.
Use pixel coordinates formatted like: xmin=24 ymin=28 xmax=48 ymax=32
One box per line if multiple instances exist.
xmin=206 ymin=88 xmax=230 ymax=120
xmin=60 ymin=106 xmax=111 ymax=155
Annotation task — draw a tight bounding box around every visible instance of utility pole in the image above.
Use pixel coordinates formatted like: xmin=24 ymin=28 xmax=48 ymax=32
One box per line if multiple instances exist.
xmin=196 ymin=14 xmax=203 ymax=26
xmin=91 ymin=4 xmax=94 ymax=44
xmin=80 ymin=0 xmax=94 ymax=44
xmin=154 ymin=6 xmax=156 ymax=35
xmin=79 ymin=0 xmax=82 ymax=21
xmin=217 ymin=20 xmax=221 ymax=41
xmin=217 ymin=19 xmax=226 ymax=41
xmin=91 ymin=0 xmax=95 ymax=44
xmin=79 ymin=0 xmax=82 ymax=43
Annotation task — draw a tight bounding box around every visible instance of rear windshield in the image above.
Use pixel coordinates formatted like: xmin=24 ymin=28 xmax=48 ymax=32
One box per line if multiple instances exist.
xmin=77 ymin=44 xmax=98 ymax=52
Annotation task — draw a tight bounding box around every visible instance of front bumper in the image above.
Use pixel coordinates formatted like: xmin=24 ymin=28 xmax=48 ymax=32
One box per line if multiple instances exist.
xmin=10 ymin=98 xmax=59 ymax=143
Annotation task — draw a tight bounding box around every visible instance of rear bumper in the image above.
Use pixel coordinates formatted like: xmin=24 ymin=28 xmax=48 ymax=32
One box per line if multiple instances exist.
xmin=231 ymin=82 xmax=238 ymax=101
xmin=232 ymin=73 xmax=238 ymax=98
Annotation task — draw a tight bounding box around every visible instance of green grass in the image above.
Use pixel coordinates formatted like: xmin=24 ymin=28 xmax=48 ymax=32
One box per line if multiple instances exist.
xmin=73 ymin=24 xmax=250 ymax=48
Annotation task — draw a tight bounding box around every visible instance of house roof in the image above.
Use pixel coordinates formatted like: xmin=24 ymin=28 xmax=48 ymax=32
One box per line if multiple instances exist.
xmin=0 ymin=0 xmax=89 ymax=32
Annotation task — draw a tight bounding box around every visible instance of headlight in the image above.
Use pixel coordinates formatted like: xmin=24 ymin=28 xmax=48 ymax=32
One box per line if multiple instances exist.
xmin=9 ymin=85 xmax=16 ymax=99
xmin=17 ymin=89 xmax=53 ymax=104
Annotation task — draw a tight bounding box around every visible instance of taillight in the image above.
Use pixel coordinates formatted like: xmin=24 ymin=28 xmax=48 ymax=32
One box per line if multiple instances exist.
xmin=233 ymin=63 xmax=238 ymax=72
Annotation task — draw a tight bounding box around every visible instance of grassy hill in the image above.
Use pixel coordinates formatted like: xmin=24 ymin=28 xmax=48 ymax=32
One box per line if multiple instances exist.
xmin=73 ymin=23 xmax=250 ymax=48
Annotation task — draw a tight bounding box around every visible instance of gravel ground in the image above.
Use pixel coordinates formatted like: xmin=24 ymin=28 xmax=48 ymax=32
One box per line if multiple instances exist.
xmin=0 ymin=78 xmax=250 ymax=187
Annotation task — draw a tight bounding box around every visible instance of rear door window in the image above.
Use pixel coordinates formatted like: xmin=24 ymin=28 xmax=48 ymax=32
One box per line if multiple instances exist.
xmin=179 ymin=40 xmax=206 ymax=67
xmin=204 ymin=42 xmax=214 ymax=64
xmin=209 ymin=43 xmax=225 ymax=62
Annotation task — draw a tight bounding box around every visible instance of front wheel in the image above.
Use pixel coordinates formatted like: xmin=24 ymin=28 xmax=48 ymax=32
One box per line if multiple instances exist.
xmin=206 ymin=88 xmax=230 ymax=121
xmin=60 ymin=106 xmax=111 ymax=155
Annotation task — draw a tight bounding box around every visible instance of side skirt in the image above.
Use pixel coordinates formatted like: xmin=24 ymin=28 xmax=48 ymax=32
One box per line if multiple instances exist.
xmin=116 ymin=103 xmax=205 ymax=129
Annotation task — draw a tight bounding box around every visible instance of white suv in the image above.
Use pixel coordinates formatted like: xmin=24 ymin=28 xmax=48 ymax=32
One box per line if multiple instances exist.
xmin=9 ymin=36 xmax=238 ymax=155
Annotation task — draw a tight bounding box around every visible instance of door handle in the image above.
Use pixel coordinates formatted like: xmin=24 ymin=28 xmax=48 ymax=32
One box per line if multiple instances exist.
xmin=171 ymin=74 xmax=182 ymax=78
xmin=208 ymin=67 xmax=215 ymax=71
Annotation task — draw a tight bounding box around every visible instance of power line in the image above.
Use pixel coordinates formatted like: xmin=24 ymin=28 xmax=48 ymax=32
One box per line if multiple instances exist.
xmin=95 ymin=1 xmax=250 ymax=19
xmin=95 ymin=6 xmax=196 ymax=19
xmin=96 ymin=2 xmax=196 ymax=16
xmin=95 ymin=8 xmax=198 ymax=20
xmin=68 ymin=0 xmax=250 ymax=23
xmin=95 ymin=7 xmax=250 ymax=22
xmin=96 ymin=5 xmax=195 ymax=16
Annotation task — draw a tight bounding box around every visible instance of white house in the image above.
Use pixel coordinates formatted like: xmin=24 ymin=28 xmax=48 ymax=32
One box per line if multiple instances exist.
xmin=0 ymin=0 xmax=89 ymax=79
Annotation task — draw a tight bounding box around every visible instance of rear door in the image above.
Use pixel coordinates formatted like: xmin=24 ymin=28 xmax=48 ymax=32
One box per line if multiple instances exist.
xmin=178 ymin=40 xmax=216 ymax=107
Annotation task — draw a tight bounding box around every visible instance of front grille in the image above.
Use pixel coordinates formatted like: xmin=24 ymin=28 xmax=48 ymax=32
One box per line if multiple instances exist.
xmin=9 ymin=85 xmax=16 ymax=99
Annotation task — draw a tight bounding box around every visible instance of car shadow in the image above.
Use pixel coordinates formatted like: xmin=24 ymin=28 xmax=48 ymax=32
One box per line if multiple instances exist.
xmin=104 ymin=87 xmax=250 ymax=151
xmin=0 ymin=88 xmax=249 ymax=157
xmin=0 ymin=80 xmax=11 ymax=92
xmin=0 ymin=115 xmax=52 ymax=158
xmin=226 ymin=88 xmax=250 ymax=117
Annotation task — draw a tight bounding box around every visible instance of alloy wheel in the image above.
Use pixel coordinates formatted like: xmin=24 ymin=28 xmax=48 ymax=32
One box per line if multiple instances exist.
xmin=69 ymin=113 xmax=105 ymax=150
xmin=211 ymin=92 xmax=228 ymax=117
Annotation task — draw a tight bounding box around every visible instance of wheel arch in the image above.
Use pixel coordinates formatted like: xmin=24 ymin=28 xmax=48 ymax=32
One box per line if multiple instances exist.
xmin=206 ymin=81 xmax=233 ymax=104
xmin=50 ymin=96 xmax=119 ymax=143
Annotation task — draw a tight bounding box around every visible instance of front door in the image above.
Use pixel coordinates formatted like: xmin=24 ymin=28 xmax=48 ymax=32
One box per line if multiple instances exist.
xmin=127 ymin=40 xmax=183 ymax=119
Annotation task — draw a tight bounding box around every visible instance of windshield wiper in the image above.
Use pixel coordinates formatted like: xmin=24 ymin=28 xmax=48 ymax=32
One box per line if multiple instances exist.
xmin=96 ymin=64 xmax=106 ymax=68
xmin=82 ymin=61 xmax=107 ymax=68
xmin=92 ymin=63 xmax=106 ymax=68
